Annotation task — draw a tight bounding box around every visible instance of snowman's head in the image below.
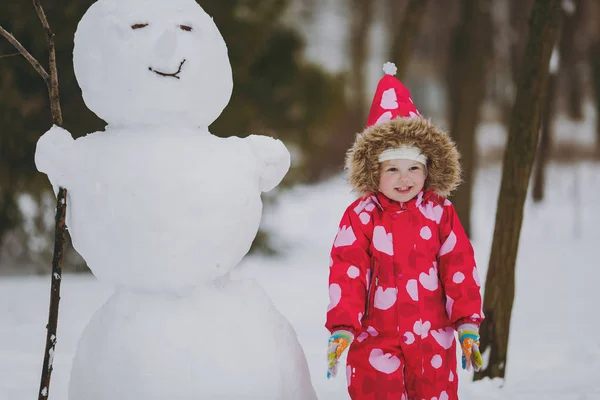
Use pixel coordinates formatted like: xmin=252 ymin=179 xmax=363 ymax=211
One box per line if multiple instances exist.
xmin=73 ymin=0 xmax=232 ymax=128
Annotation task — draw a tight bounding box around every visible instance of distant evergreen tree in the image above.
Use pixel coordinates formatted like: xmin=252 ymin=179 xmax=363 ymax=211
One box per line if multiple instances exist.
xmin=1 ymin=1 xmax=102 ymax=268
xmin=201 ymin=0 xmax=346 ymax=181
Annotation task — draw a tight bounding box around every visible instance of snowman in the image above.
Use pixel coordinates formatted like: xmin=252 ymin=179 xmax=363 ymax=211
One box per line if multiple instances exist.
xmin=35 ymin=0 xmax=318 ymax=398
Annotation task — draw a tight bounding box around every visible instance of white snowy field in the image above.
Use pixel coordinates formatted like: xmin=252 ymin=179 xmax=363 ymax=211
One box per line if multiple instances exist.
xmin=1 ymin=161 xmax=599 ymax=400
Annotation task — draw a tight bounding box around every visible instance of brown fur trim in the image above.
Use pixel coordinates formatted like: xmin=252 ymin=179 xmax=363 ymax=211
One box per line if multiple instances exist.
xmin=345 ymin=117 xmax=462 ymax=198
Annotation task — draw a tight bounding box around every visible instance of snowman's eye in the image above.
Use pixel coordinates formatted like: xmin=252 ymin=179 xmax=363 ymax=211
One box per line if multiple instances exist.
xmin=131 ymin=23 xmax=148 ymax=30
xmin=179 ymin=25 xmax=193 ymax=32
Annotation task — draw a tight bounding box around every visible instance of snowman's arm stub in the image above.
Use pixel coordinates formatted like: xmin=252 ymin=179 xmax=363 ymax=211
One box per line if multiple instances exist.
xmin=35 ymin=125 xmax=75 ymax=189
xmin=246 ymin=134 xmax=291 ymax=192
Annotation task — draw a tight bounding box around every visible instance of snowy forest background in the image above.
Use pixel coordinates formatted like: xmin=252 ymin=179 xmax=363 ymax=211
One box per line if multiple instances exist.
xmin=1 ymin=0 xmax=599 ymax=399
xmin=1 ymin=0 xmax=599 ymax=270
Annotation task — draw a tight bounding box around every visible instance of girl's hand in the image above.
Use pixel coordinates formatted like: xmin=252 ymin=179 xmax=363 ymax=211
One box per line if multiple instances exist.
xmin=458 ymin=323 xmax=483 ymax=371
xmin=326 ymin=330 xmax=354 ymax=379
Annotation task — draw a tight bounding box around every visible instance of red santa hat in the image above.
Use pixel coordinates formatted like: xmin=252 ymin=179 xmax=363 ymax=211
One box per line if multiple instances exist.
xmin=365 ymin=62 xmax=426 ymax=165
xmin=366 ymin=62 xmax=421 ymax=127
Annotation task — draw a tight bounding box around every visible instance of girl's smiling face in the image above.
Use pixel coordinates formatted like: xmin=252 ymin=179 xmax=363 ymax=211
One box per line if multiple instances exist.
xmin=378 ymin=159 xmax=426 ymax=203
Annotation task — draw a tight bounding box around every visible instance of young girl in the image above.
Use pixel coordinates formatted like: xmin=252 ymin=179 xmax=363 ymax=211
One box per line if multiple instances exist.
xmin=325 ymin=63 xmax=483 ymax=400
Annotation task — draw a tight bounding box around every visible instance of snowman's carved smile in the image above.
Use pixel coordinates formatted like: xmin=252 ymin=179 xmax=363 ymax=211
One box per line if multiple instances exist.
xmin=148 ymin=59 xmax=186 ymax=79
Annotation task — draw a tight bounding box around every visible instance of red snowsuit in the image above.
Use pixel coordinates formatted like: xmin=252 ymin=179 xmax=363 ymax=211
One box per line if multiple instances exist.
xmin=326 ymin=191 xmax=483 ymax=400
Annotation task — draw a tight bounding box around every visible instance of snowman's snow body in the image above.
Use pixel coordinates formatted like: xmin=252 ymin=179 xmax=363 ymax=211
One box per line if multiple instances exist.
xmin=35 ymin=0 xmax=317 ymax=398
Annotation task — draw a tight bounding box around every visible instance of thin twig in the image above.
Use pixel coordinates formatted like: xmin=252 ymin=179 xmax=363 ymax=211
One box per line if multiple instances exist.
xmin=33 ymin=0 xmax=62 ymax=126
xmin=149 ymin=59 xmax=186 ymax=79
xmin=0 ymin=52 xmax=21 ymax=59
xmin=32 ymin=1 xmax=67 ymax=398
xmin=0 ymin=25 xmax=50 ymax=80
xmin=38 ymin=188 xmax=67 ymax=400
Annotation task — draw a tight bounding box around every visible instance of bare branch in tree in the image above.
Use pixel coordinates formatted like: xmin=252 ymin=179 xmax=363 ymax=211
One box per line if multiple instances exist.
xmin=34 ymin=0 xmax=63 ymax=126
xmin=33 ymin=2 xmax=67 ymax=397
xmin=0 ymin=52 xmax=21 ymax=59
xmin=38 ymin=188 xmax=67 ymax=400
xmin=0 ymin=25 xmax=50 ymax=80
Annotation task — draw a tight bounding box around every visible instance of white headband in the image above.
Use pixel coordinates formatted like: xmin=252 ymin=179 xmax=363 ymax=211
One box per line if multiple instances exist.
xmin=378 ymin=146 xmax=427 ymax=164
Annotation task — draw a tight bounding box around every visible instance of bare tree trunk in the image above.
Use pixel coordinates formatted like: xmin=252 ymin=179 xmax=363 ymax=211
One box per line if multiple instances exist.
xmin=592 ymin=46 xmax=600 ymax=158
xmin=388 ymin=0 xmax=429 ymax=80
xmin=508 ymin=0 xmax=534 ymax=83
xmin=0 ymin=177 xmax=18 ymax=262
xmin=474 ymin=0 xmax=561 ymax=381
xmin=490 ymin=0 xmax=515 ymax=126
xmin=590 ymin=1 xmax=600 ymax=159
xmin=446 ymin=0 xmax=492 ymax=237
xmin=38 ymin=188 xmax=67 ymax=400
xmin=32 ymin=4 xmax=67 ymax=399
xmin=1 ymin=2 xmax=66 ymax=399
xmin=298 ymin=0 xmax=318 ymax=21
xmin=347 ymin=0 xmax=374 ymax=130
xmin=559 ymin=0 xmax=585 ymax=121
xmin=503 ymin=0 xmax=535 ymax=125
xmin=533 ymin=52 xmax=559 ymax=202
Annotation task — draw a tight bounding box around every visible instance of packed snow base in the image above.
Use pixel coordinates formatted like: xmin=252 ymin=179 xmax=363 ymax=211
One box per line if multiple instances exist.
xmin=69 ymin=281 xmax=314 ymax=399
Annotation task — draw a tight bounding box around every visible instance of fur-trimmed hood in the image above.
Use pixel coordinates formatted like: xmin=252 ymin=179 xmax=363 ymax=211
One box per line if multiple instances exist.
xmin=345 ymin=117 xmax=461 ymax=198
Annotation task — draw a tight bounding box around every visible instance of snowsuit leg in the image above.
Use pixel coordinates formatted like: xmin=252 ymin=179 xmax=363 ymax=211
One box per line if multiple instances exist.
xmin=346 ymin=336 xmax=407 ymax=400
xmin=401 ymin=333 xmax=459 ymax=400
xmin=346 ymin=332 xmax=459 ymax=400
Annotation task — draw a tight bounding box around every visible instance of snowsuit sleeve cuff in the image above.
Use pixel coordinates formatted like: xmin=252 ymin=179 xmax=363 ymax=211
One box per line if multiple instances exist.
xmin=453 ymin=317 xmax=481 ymax=330
xmin=330 ymin=325 xmax=357 ymax=337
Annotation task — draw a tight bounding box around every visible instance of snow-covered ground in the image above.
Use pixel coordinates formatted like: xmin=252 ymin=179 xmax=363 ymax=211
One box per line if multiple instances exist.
xmin=1 ymin=159 xmax=599 ymax=399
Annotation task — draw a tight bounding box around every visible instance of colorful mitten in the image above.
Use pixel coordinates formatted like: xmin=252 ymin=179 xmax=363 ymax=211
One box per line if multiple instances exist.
xmin=326 ymin=330 xmax=354 ymax=379
xmin=458 ymin=323 xmax=483 ymax=371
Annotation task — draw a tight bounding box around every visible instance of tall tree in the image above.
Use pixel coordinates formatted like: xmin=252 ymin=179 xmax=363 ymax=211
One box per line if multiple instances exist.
xmin=446 ymin=0 xmax=492 ymax=237
xmin=303 ymin=0 xmax=376 ymax=183
xmin=347 ymin=0 xmax=375 ymax=130
xmin=297 ymin=0 xmax=318 ymax=22
xmin=474 ymin=0 xmax=561 ymax=380
xmin=494 ymin=0 xmax=534 ymax=126
xmin=388 ymin=0 xmax=429 ymax=80
xmin=508 ymin=0 xmax=535 ymax=83
xmin=532 ymin=48 xmax=559 ymax=202
xmin=558 ymin=0 xmax=586 ymax=121
xmin=589 ymin=0 xmax=600 ymax=158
